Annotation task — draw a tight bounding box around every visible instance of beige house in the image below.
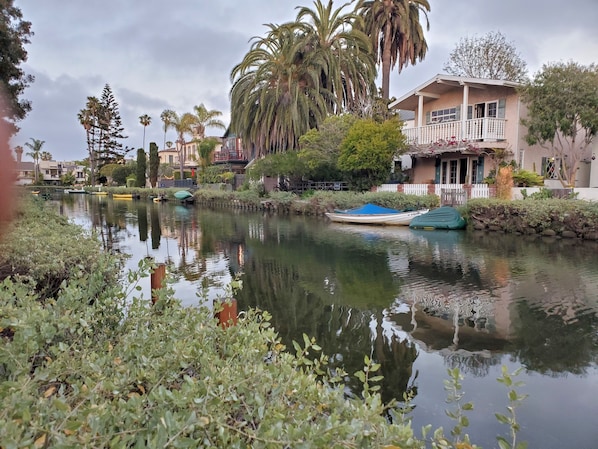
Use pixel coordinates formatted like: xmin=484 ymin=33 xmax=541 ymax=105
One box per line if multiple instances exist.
xmin=389 ymin=74 xmax=572 ymax=186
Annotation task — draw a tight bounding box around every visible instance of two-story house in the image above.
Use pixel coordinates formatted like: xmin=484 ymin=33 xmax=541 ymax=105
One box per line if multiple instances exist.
xmin=389 ymin=74 xmax=573 ymax=186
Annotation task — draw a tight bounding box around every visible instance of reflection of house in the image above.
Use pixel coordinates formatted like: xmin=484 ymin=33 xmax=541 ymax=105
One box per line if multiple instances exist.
xmin=390 ymin=74 xmax=593 ymax=187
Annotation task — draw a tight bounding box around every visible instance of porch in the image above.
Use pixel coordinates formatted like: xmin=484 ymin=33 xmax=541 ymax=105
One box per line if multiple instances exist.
xmin=403 ymin=118 xmax=506 ymax=145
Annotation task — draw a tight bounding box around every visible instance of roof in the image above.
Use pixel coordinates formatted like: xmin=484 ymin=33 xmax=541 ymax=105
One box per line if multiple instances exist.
xmin=389 ymin=74 xmax=522 ymax=111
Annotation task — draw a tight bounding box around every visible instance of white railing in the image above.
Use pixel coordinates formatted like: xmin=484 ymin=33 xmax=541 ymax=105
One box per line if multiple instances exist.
xmin=376 ymin=183 xmax=492 ymax=201
xmin=404 ymin=118 xmax=506 ymax=144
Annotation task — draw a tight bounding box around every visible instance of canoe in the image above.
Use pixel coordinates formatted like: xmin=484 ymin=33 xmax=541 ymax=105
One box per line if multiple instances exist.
xmin=325 ymin=203 xmax=429 ymax=226
xmin=64 ymin=188 xmax=87 ymax=194
xmin=152 ymin=196 xmax=168 ymax=203
xmin=408 ymin=206 xmax=466 ymax=230
xmin=90 ymin=191 xmax=108 ymax=196
xmin=112 ymin=193 xmax=140 ymax=200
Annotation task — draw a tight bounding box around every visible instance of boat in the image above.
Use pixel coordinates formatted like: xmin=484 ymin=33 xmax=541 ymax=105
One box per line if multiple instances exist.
xmin=152 ymin=195 xmax=168 ymax=203
xmin=408 ymin=206 xmax=467 ymax=230
xmin=112 ymin=193 xmax=140 ymax=200
xmin=64 ymin=188 xmax=87 ymax=194
xmin=325 ymin=203 xmax=429 ymax=226
xmin=31 ymin=190 xmax=40 ymax=195
xmin=90 ymin=190 xmax=108 ymax=196
xmin=174 ymin=190 xmax=194 ymax=204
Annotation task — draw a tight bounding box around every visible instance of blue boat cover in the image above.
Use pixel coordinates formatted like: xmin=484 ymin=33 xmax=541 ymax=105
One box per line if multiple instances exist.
xmin=339 ymin=203 xmax=400 ymax=215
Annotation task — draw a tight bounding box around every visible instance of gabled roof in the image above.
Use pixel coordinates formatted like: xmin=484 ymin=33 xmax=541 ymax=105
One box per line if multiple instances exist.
xmin=389 ymin=74 xmax=522 ymax=111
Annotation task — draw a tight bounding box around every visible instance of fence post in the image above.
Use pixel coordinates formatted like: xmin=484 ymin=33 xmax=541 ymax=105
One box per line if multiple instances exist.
xmin=215 ymin=298 xmax=238 ymax=328
xmin=151 ymin=263 xmax=166 ymax=305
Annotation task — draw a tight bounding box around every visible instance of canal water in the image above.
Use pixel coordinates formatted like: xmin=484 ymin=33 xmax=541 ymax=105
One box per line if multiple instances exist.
xmin=56 ymin=194 xmax=598 ymax=449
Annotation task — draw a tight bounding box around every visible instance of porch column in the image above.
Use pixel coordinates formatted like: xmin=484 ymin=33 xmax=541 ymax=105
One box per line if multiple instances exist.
xmin=461 ymin=84 xmax=469 ymax=140
xmin=417 ymin=94 xmax=424 ymax=144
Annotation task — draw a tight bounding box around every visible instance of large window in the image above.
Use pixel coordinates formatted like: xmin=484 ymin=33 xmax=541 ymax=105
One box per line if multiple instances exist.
xmin=430 ymin=107 xmax=458 ymax=123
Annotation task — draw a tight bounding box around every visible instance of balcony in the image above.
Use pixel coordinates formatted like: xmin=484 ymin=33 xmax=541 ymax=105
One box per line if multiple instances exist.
xmin=404 ymin=118 xmax=506 ymax=146
xmin=213 ymin=150 xmax=247 ymax=163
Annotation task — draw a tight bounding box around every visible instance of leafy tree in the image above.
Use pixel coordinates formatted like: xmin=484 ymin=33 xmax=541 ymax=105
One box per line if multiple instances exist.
xmin=139 ymin=113 xmax=151 ymax=150
xmin=298 ymin=114 xmax=357 ymax=181
xmin=520 ymin=62 xmax=598 ymax=187
xmin=356 ymin=0 xmax=430 ymax=100
xmin=338 ymin=118 xmax=406 ymax=190
xmin=247 ymin=151 xmax=307 ymax=182
xmin=0 ymin=0 xmax=33 ymax=135
xmin=112 ymin=164 xmax=134 ymax=186
xmin=443 ymin=31 xmax=528 ymax=82
xmin=40 ymin=151 xmax=52 ymax=161
xmin=148 ymin=142 xmax=159 ymax=188
xmin=24 ymin=137 xmax=44 ymax=183
xmin=135 ymin=148 xmax=146 ymax=187
xmin=198 ymin=137 xmax=219 ymax=170
xmin=230 ymin=0 xmax=376 ymax=156
xmin=191 ymin=104 xmax=225 ymax=140
xmin=61 ymin=171 xmax=76 ymax=186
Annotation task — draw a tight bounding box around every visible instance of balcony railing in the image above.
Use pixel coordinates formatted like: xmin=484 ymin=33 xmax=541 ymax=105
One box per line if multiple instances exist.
xmin=213 ymin=150 xmax=246 ymax=163
xmin=404 ymin=118 xmax=506 ymax=145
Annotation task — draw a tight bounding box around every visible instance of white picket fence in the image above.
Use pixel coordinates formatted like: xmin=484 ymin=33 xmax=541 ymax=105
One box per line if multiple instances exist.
xmin=377 ymin=183 xmax=491 ymax=198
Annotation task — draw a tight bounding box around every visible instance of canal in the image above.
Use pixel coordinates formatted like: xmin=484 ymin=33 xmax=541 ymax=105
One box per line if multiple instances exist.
xmin=56 ymin=194 xmax=598 ymax=449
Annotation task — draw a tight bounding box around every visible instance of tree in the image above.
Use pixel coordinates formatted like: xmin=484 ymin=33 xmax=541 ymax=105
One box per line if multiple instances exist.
xmin=162 ymin=110 xmax=197 ymax=180
xmin=24 ymin=137 xmax=44 ymax=183
xmin=198 ymin=137 xmax=219 ymax=170
xmin=356 ymin=0 xmax=430 ymax=100
xmin=0 ymin=1 xmax=34 ymax=135
xmin=443 ymin=31 xmax=528 ymax=82
xmin=40 ymin=151 xmax=52 ymax=161
xmin=78 ymin=85 xmax=128 ymax=185
xmin=148 ymin=142 xmax=159 ymax=188
xmin=191 ymin=104 xmax=225 ymax=140
xmin=135 ymin=148 xmax=146 ymax=187
xmin=298 ymin=114 xmax=357 ymax=180
xmin=160 ymin=109 xmax=176 ymax=150
xmin=230 ymin=0 xmax=376 ymax=155
xmin=338 ymin=118 xmax=406 ymax=190
xmin=139 ymin=114 xmax=151 ymax=150
xmin=520 ymin=62 xmax=598 ymax=187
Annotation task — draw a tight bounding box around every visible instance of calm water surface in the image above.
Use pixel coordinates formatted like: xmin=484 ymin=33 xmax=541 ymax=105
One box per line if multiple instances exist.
xmin=57 ymin=194 xmax=598 ymax=449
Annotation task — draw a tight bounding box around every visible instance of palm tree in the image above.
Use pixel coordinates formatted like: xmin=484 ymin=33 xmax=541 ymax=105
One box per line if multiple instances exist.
xmin=191 ymin=104 xmax=226 ymax=140
xmin=160 ymin=109 xmax=176 ymax=150
xmin=139 ymin=114 xmax=152 ymax=150
xmin=356 ymin=0 xmax=430 ymax=100
xmin=24 ymin=138 xmax=45 ymax=184
xmin=163 ymin=111 xmax=197 ymax=180
xmin=230 ymin=0 xmax=376 ymax=156
xmin=40 ymin=151 xmax=52 ymax=161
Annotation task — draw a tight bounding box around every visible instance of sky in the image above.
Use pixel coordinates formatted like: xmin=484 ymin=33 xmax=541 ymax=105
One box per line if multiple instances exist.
xmin=12 ymin=0 xmax=598 ymax=162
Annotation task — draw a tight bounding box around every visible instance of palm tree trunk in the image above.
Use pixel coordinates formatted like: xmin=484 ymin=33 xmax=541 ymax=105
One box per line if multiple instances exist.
xmin=381 ymin=20 xmax=393 ymax=100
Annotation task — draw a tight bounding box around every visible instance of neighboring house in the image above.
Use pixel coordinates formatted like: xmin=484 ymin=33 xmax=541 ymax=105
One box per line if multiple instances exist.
xmin=213 ymin=129 xmax=248 ymax=174
xmin=15 ymin=161 xmax=35 ymax=185
xmin=389 ymin=74 xmax=593 ymax=187
xmin=37 ymin=160 xmax=87 ymax=185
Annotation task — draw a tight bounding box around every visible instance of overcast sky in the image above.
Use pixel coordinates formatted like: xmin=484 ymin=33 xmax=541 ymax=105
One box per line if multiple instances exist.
xmin=13 ymin=0 xmax=598 ymax=162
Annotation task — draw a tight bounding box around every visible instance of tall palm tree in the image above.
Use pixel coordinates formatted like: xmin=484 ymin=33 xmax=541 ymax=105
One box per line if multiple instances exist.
xmin=160 ymin=109 xmax=176 ymax=150
xmin=24 ymin=138 xmax=45 ymax=184
xmin=139 ymin=114 xmax=152 ymax=150
xmin=356 ymin=0 xmax=430 ymax=100
xmin=163 ymin=111 xmax=197 ymax=180
xmin=230 ymin=0 xmax=376 ymax=156
xmin=191 ymin=104 xmax=226 ymax=140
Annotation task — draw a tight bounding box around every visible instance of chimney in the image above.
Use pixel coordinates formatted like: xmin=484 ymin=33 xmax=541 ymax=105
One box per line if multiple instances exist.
xmin=14 ymin=145 xmax=23 ymax=163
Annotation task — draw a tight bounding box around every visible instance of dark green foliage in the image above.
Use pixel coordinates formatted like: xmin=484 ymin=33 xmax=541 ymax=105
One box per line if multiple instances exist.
xmin=135 ymin=148 xmax=146 ymax=187
xmin=511 ymin=169 xmax=544 ymax=187
xmin=112 ymin=164 xmax=134 ymax=186
xmin=148 ymin=142 xmax=159 ymax=188
xmin=0 ymin=0 xmax=34 ymax=133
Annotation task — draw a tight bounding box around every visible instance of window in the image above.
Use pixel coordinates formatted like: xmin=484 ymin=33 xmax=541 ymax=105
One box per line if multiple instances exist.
xmin=429 ymin=107 xmax=457 ymax=123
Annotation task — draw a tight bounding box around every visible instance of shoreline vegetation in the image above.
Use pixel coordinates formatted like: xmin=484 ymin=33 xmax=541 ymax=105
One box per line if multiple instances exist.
xmin=35 ymin=185 xmax=598 ymax=240
xmin=0 ymin=195 xmax=532 ymax=448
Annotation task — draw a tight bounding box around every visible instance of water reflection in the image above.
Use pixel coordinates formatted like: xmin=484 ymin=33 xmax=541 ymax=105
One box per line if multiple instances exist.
xmin=56 ymin=195 xmax=598 ymax=448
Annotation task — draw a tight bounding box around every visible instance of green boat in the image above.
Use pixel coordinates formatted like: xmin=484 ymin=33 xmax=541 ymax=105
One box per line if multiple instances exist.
xmin=408 ymin=206 xmax=466 ymax=230
xmin=174 ymin=190 xmax=194 ymax=203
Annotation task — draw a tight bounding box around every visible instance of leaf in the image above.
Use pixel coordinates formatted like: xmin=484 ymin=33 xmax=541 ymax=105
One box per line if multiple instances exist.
xmin=34 ymin=434 xmax=46 ymax=448
xmin=497 ymin=436 xmax=510 ymax=449
xmin=43 ymin=386 xmax=56 ymax=398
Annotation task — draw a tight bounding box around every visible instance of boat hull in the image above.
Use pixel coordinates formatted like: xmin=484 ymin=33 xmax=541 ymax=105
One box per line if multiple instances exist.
xmin=409 ymin=206 xmax=466 ymax=230
xmin=325 ymin=209 xmax=429 ymax=226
